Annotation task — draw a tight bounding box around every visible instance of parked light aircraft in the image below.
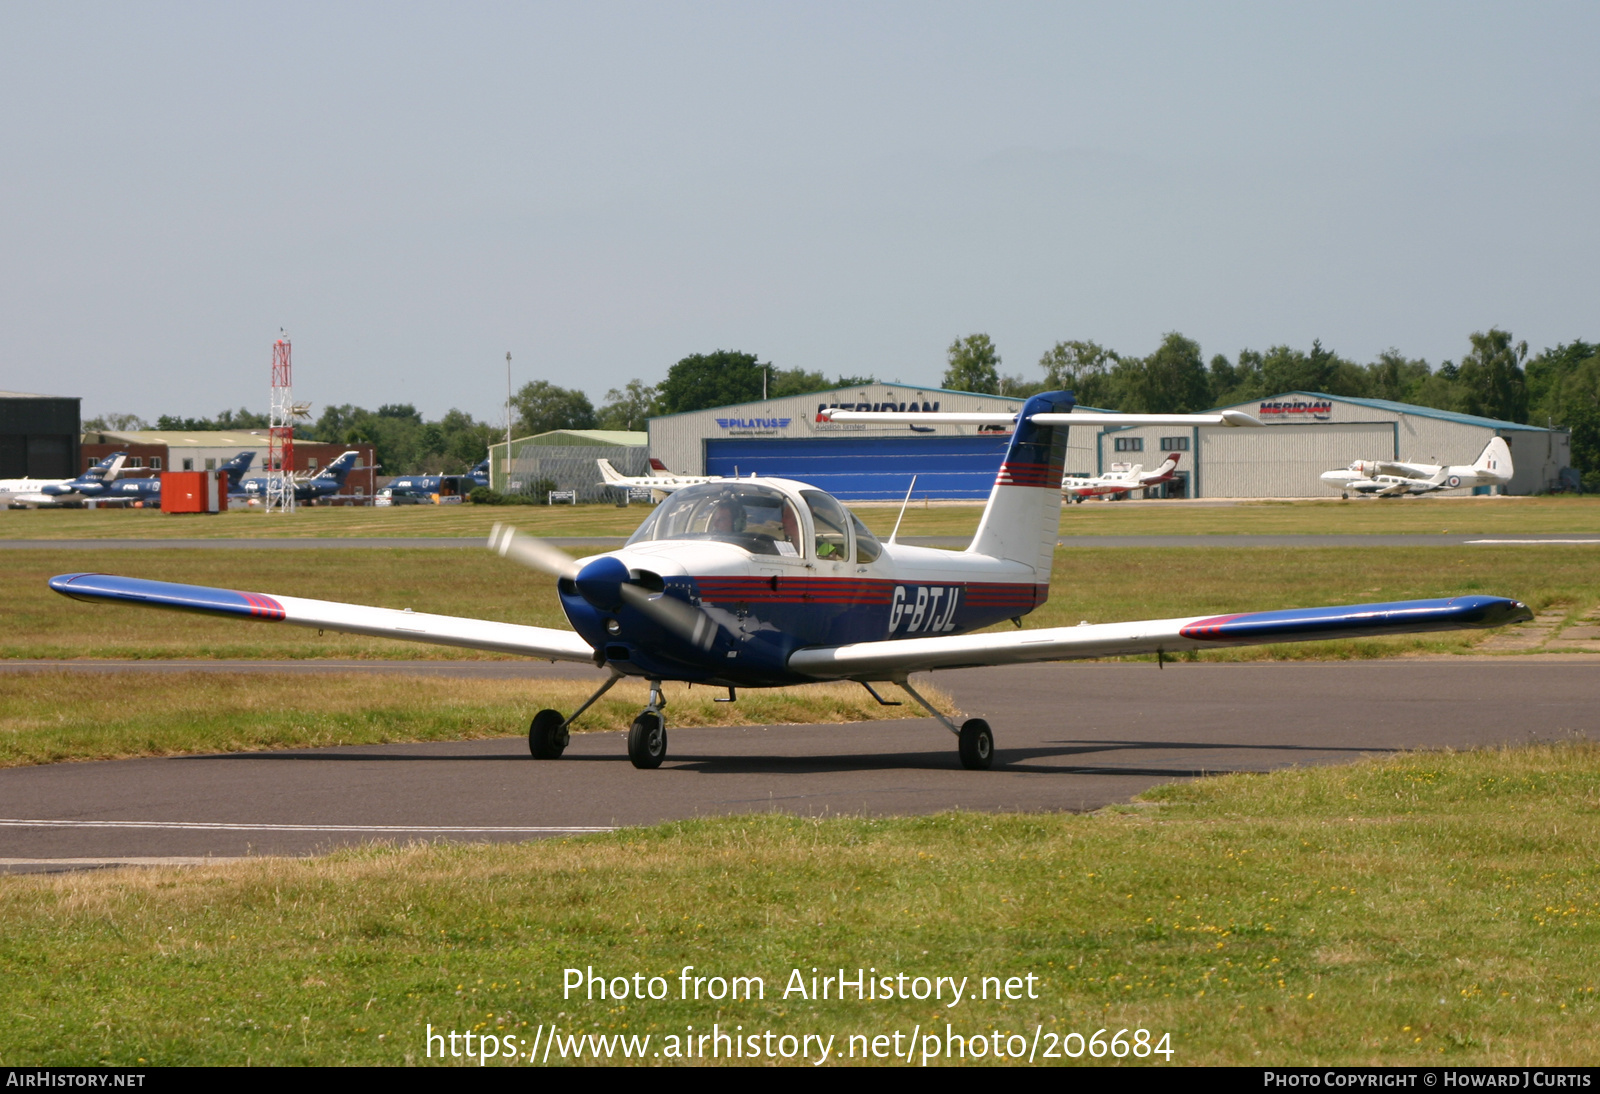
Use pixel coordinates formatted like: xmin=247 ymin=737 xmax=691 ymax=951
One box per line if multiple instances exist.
xmin=3 ymin=453 xmax=129 ymax=506
xmin=49 ymin=392 xmax=1530 ymax=770
xmin=1320 ymin=438 xmax=1513 ymax=498
xmin=237 ymin=450 xmax=364 ymax=504
xmin=597 ymin=457 xmax=722 ymax=499
xmin=1064 ymin=453 xmax=1183 ymax=502
xmin=377 ymin=460 xmax=491 ymax=505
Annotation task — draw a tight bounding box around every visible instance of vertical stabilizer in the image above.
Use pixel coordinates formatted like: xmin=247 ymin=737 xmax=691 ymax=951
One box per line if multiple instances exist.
xmin=967 ymin=391 xmax=1074 ymax=586
xmin=1475 ymin=437 xmax=1512 ymax=481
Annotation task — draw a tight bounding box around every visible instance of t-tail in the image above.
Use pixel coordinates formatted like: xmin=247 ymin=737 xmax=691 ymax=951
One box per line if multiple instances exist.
xmin=647 ymin=458 xmax=673 ymax=477
xmin=81 ymin=452 xmax=127 ymax=483
xmin=315 ymin=451 xmax=361 ymax=484
xmin=967 ymin=391 xmax=1076 ymax=583
xmin=221 ymin=451 xmax=255 ymax=490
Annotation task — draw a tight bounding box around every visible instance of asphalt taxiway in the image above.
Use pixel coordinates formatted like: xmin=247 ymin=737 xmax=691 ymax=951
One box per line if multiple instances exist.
xmin=1 ymin=660 xmax=1593 ymax=870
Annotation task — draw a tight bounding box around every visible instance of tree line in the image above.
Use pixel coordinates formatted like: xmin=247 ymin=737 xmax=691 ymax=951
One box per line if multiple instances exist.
xmin=88 ymin=332 xmax=1599 ymax=486
xmin=943 ymin=329 xmax=1600 ymax=490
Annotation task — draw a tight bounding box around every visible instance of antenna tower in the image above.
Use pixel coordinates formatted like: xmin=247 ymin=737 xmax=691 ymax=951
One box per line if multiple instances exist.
xmin=267 ymin=335 xmax=296 ymax=513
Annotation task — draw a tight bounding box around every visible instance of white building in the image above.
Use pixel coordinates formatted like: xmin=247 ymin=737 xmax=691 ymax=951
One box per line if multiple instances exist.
xmin=1094 ymin=392 xmax=1570 ymax=498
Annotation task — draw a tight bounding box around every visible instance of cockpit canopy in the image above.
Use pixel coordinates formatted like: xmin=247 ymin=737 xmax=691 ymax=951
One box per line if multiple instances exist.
xmin=626 ymin=481 xmax=881 ymax=562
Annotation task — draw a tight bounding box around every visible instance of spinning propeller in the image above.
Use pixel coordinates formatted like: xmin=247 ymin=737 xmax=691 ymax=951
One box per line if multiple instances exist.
xmin=488 ymin=523 xmax=717 ymax=651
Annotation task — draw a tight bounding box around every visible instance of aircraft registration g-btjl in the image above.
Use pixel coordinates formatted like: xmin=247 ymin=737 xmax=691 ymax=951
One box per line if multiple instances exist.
xmin=48 ymin=392 xmax=1531 ymax=771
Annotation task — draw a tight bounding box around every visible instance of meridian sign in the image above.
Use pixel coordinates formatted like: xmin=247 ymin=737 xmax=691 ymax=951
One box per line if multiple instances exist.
xmin=1257 ymin=398 xmax=1334 ymax=422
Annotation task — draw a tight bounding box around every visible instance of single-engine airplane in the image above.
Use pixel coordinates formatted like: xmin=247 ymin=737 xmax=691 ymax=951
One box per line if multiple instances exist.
xmin=597 ymin=457 xmax=722 ymax=499
xmin=48 ymin=392 xmax=1531 ymax=770
xmin=1063 ymin=453 xmax=1183 ymax=502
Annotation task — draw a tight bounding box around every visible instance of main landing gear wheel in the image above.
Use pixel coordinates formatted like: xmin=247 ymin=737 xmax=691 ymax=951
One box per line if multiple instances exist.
xmin=628 ymin=711 xmax=668 ymax=769
xmin=528 ymin=709 xmax=569 ymax=759
xmin=958 ymin=718 xmax=994 ymax=770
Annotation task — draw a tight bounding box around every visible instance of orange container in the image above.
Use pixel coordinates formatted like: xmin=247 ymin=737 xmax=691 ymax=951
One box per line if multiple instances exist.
xmin=160 ymin=471 xmax=228 ymax=514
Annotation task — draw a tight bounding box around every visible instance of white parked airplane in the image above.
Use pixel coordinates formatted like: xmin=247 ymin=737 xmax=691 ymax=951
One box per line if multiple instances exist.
xmin=2 ymin=453 xmax=129 ymax=507
xmin=1063 ymin=453 xmax=1183 ymax=503
xmin=1320 ymin=438 xmax=1513 ymax=498
xmin=50 ymin=392 xmax=1530 ymax=771
xmin=597 ymin=458 xmax=722 ymax=499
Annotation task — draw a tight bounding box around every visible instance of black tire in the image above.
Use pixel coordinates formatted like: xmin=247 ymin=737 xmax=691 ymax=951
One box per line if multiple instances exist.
xmin=958 ymin=718 xmax=994 ymax=770
xmin=528 ymin=709 xmax=568 ymax=759
xmin=627 ymin=711 xmax=668 ymax=769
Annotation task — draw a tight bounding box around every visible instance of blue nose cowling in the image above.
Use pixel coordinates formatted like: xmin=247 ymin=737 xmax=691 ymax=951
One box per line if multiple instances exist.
xmin=574 ymin=555 xmax=630 ymax=612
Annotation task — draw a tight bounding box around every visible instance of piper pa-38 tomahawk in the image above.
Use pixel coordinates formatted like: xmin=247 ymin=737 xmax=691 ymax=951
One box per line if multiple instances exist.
xmin=1319 ymin=437 xmax=1513 ymax=498
xmin=49 ymin=392 xmax=1530 ymax=770
xmin=1063 ymin=453 xmax=1183 ymax=502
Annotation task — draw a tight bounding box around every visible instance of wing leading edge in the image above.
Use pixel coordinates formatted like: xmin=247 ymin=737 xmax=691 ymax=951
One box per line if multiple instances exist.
xmin=786 ymin=596 xmax=1531 ymax=679
xmin=48 ymin=573 xmax=597 ymax=662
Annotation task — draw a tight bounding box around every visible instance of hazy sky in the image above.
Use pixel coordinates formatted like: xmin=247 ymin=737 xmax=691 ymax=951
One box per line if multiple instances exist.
xmin=3 ymin=2 xmax=1596 ymax=422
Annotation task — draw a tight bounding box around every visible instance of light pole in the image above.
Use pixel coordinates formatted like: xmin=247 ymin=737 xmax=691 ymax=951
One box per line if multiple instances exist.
xmin=505 ymin=351 xmax=512 ymax=491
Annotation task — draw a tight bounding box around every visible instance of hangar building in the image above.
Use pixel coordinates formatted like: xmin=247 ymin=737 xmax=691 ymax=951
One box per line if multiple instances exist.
xmin=488 ymin=429 xmax=648 ymax=502
xmin=1094 ymin=391 xmax=1571 ymax=498
xmin=1 ymin=391 xmax=80 ymax=479
xmin=648 ymin=383 xmax=1114 ymax=501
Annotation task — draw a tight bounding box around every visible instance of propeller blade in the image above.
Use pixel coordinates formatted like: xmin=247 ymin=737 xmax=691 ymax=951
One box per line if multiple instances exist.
xmin=487 ymin=523 xmax=581 ymax=581
xmin=618 ymin=583 xmax=718 ymax=651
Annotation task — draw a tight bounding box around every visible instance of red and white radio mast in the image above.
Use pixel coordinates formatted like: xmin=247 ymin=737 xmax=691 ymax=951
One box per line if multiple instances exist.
xmin=266 ymin=334 xmax=296 ymax=513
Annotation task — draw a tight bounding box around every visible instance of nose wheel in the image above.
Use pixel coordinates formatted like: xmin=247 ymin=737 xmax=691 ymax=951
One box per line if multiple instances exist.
xmin=627 ymin=681 xmax=669 ymax=769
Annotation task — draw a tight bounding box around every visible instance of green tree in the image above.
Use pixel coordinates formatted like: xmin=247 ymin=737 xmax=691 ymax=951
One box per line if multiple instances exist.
xmin=768 ymin=367 xmax=833 ymax=399
xmin=1456 ymin=328 xmax=1529 ymax=423
xmin=597 ymin=380 xmax=661 ymax=431
xmin=1366 ymin=350 xmax=1433 ymax=403
xmin=943 ymin=334 xmax=1000 ymax=394
xmin=656 ymin=351 xmax=768 ymax=414
xmin=1038 ymin=340 xmax=1120 ymax=407
xmin=511 ymin=381 xmax=598 ymax=435
xmin=1116 ymin=332 xmax=1211 ymax=413
xmin=154 ymin=407 xmax=270 ymax=431
xmin=83 ymin=413 xmax=150 ymax=432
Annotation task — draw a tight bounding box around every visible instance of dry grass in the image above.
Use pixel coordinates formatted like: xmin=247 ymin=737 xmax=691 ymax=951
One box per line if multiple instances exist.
xmin=2 ymin=545 xmax=1589 ymax=661
xmin=5 ymin=494 xmax=1600 ymax=540
xmin=0 ymin=672 xmax=953 ymax=768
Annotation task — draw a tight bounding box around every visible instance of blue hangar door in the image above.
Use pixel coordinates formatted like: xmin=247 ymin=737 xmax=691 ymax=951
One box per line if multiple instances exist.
xmin=705 ymin=435 xmax=1012 ymax=500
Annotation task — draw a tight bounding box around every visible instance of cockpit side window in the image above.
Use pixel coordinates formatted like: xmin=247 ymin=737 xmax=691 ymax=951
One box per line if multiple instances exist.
xmin=800 ymin=490 xmax=852 ymax=562
xmin=848 ymin=510 xmax=882 ymax=563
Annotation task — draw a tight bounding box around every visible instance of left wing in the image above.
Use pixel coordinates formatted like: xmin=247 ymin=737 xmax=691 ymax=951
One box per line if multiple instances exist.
xmin=49 ymin=573 xmax=597 ymax=662
xmin=787 ymin=596 xmax=1530 ymax=679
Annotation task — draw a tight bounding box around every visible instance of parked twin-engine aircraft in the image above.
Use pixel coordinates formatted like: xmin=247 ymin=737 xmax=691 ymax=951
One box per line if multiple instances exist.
xmin=4 ymin=453 xmax=129 ymax=506
xmin=1320 ymin=437 xmax=1513 ymax=498
xmin=1063 ymin=453 xmax=1183 ymax=502
xmin=49 ymin=392 xmax=1530 ymax=770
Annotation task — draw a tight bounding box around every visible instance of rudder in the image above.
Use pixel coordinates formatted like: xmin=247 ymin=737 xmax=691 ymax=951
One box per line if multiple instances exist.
xmin=967 ymin=391 xmax=1075 ymax=596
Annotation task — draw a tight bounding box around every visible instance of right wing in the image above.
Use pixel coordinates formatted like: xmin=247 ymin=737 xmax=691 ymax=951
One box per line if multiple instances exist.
xmin=787 ymin=596 xmax=1530 ymax=679
xmin=48 ymin=573 xmax=597 ymax=662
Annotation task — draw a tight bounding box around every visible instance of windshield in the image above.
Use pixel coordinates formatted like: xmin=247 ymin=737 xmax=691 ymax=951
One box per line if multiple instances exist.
xmin=627 ymin=482 xmax=803 ymax=557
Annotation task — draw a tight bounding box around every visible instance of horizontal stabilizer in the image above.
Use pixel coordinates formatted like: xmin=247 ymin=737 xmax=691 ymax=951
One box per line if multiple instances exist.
xmin=49 ymin=573 xmax=597 ymax=662
xmin=787 ymin=596 xmax=1530 ymax=679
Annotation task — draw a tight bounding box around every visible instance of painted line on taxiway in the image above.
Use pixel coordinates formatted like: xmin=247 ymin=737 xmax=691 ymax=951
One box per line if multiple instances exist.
xmin=0 ymin=818 xmax=615 ymax=833
xmin=1466 ymin=538 xmax=1600 ymax=545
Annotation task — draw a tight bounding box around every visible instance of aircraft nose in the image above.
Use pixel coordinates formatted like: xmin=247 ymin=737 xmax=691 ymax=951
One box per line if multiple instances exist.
xmin=573 ymin=555 xmax=629 ymax=612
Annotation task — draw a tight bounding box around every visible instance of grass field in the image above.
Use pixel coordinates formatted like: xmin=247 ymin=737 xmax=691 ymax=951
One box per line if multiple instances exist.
xmin=4 ymin=546 xmax=1594 ymax=661
xmin=0 ymin=673 xmax=953 ymax=769
xmin=5 ymin=494 xmax=1600 ymax=540
xmin=1 ymin=743 xmax=1595 ymax=1066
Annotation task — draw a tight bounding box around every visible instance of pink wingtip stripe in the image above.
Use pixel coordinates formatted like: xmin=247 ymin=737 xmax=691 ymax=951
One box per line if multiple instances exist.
xmin=1179 ymin=613 xmax=1246 ymax=639
xmin=239 ymin=591 xmax=287 ymax=621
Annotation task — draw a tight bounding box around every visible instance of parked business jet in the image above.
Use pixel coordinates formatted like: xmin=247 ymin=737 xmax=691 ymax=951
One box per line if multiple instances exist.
xmin=3 ymin=453 xmax=129 ymax=506
xmin=1064 ymin=453 xmax=1183 ymax=502
xmin=50 ymin=393 xmax=1531 ymax=772
xmin=1321 ymin=438 xmax=1513 ymax=498
xmin=237 ymin=450 xmax=363 ymax=504
xmin=81 ymin=451 xmax=256 ymax=506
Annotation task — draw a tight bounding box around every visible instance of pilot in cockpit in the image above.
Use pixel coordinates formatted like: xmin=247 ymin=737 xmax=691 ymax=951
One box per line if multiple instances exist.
xmin=706 ymin=498 xmax=745 ymax=535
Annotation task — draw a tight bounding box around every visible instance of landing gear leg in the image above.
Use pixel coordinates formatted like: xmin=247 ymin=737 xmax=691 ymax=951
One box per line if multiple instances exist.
xmin=899 ymin=678 xmax=995 ymax=770
xmin=627 ymin=679 xmax=669 ymax=769
xmin=528 ymin=672 xmax=622 ymax=759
